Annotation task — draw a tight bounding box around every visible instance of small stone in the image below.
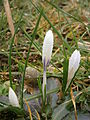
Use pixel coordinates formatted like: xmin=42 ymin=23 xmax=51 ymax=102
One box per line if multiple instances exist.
xmin=25 ymin=66 xmax=40 ymax=83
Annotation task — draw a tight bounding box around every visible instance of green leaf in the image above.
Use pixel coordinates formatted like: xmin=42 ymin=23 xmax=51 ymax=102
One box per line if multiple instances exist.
xmin=62 ymin=58 xmax=69 ymax=93
xmin=52 ymin=102 xmax=70 ymax=120
xmin=9 ymin=13 xmax=23 ymax=88
xmin=37 ymin=77 xmax=42 ymax=94
xmin=21 ymin=9 xmax=43 ymax=108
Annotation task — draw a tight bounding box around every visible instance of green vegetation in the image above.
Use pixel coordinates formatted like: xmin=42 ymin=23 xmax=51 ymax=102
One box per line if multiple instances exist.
xmin=0 ymin=0 xmax=90 ymax=120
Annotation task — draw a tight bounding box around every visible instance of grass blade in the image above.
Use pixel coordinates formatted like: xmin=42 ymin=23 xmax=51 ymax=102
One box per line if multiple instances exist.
xmin=62 ymin=58 xmax=69 ymax=94
xmin=46 ymin=0 xmax=85 ymax=26
xmin=20 ymin=10 xmax=43 ymax=108
xmin=9 ymin=13 xmax=23 ymax=88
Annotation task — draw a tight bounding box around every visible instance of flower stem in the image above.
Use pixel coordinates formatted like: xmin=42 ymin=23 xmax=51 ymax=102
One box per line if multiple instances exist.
xmin=43 ymin=70 xmax=46 ymax=104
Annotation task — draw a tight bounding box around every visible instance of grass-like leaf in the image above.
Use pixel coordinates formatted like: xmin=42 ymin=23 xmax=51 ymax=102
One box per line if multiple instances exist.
xmin=46 ymin=0 xmax=85 ymax=26
xmin=20 ymin=10 xmax=43 ymax=108
xmin=37 ymin=76 xmax=42 ymax=94
xmin=9 ymin=13 xmax=23 ymax=88
xmin=62 ymin=58 xmax=69 ymax=94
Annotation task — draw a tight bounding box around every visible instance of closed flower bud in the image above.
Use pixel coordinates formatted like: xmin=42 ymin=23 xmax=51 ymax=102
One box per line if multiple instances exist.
xmin=67 ymin=50 xmax=80 ymax=88
xmin=42 ymin=30 xmax=53 ymax=68
xmin=9 ymin=87 xmax=20 ymax=107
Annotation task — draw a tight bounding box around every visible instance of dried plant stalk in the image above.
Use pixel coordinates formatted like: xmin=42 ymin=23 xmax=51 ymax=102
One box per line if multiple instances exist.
xmin=3 ymin=0 xmax=17 ymax=45
xmin=24 ymin=99 xmax=33 ymax=120
xmin=70 ymin=86 xmax=78 ymax=120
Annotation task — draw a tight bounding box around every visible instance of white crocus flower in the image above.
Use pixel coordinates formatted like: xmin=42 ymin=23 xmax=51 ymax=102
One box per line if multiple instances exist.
xmin=42 ymin=30 xmax=54 ymax=101
xmin=42 ymin=30 xmax=53 ymax=68
xmin=66 ymin=50 xmax=80 ymax=89
xmin=9 ymin=87 xmax=20 ymax=107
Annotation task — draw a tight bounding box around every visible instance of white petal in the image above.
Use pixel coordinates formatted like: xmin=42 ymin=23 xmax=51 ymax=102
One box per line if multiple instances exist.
xmin=69 ymin=50 xmax=80 ymax=72
xmin=67 ymin=50 xmax=80 ymax=88
xmin=88 ymin=76 xmax=90 ymax=79
xmin=9 ymin=87 xmax=20 ymax=107
xmin=42 ymin=30 xmax=53 ymax=66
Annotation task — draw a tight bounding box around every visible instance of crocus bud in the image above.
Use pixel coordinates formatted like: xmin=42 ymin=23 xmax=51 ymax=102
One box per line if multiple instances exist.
xmin=9 ymin=87 xmax=20 ymax=107
xmin=42 ymin=30 xmax=54 ymax=101
xmin=42 ymin=30 xmax=53 ymax=68
xmin=66 ymin=50 xmax=80 ymax=89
